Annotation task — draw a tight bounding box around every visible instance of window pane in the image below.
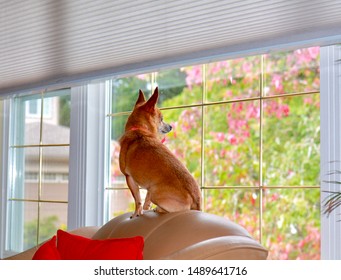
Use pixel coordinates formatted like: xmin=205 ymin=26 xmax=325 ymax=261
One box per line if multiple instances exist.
xmin=28 ymin=99 xmax=39 ymax=115
xmin=13 ymin=97 xmax=41 ymax=146
xmin=263 ymin=188 xmax=320 ymax=259
xmin=204 ymin=101 xmax=260 ymax=186
xmin=206 ymin=56 xmax=261 ymax=102
xmin=110 ymin=140 xmax=127 ymax=189
xmin=41 ymin=146 xmax=69 ymax=201
xmin=22 ymin=201 xmax=39 ymax=250
xmin=6 ymin=201 xmax=39 ymax=251
xmin=204 ymin=189 xmax=260 ymax=240
xmin=10 ymin=147 xmax=40 ymax=200
xmin=7 ymin=201 xmax=67 ymax=251
xmin=111 ymin=114 xmax=128 ymax=141
xmin=162 ymin=107 xmax=202 ymax=184
xmin=112 ymin=74 xmax=152 ymax=114
xmin=38 ymin=202 xmax=68 ymax=244
xmin=157 ymin=66 xmax=203 ymax=107
xmin=262 ymin=94 xmax=320 ymax=186
xmin=42 ymin=95 xmax=70 ymax=144
xmin=110 ymin=114 xmax=129 ymax=188
xmin=264 ymin=47 xmax=320 ymax=96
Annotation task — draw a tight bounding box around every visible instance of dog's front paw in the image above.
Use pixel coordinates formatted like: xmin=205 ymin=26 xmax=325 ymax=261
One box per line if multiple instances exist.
xmin=130 ymin=213 xmax=141 ymax=219
xmin=130 ymin=208 xmax=143 ymax=219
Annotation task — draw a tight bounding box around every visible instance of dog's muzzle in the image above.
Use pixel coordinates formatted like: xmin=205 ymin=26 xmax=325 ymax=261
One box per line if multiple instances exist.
xmin=160 ymin=123 xmax=172 ymax=134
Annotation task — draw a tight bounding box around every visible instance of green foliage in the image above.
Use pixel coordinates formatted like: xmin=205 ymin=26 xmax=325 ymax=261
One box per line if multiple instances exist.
xmin=24 ymin=215 xmax=65 ymax=250
xmin=111 ymin=69 xmax=187 ymax=140
xmin=58 ymin=95 xmax=71 ymax=127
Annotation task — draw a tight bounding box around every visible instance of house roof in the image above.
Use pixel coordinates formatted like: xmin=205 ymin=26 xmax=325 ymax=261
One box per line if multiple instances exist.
xmin=24 ymin=122 xmax=70 ymax=160
xmin=25 ymin=122 xmax=70 ymax=143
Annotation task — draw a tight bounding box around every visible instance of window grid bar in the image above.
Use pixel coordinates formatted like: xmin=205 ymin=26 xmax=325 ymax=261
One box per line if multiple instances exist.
xmin=259 ymin=54 xmax=265 ymax=244
xmin=107 ymin=90 xmax=320 ymax=117
xmin=10 ymin=143 xmax=70 ymax=149
xmin=201 ymin=64 xmax=207 ymax=210
xmin=9 ymin=198 xmax=68 ymax=204
xmin=202 ymin=186 xmax=320 ymax=190
xmin=105 ymin=187 xmax=129 ymax=191
xmin=36 ymin=90 xmax=44 ymax=246
xmin=151 ymin=73 xmax=157 ymax=95
xmin=105 ymin=185 xmax=320 ymax=191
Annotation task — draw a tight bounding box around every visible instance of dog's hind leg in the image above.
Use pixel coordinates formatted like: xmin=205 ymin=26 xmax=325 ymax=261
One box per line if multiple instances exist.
xmin=152 ymin=194 xmax=191 ymax=214
xmin=125 ymin=175 xmax=143 ymax=218
xmin=154 ymin=206 xmax=168 ymax=214
xmin=143 ymin=190 xmax=152 ymax=210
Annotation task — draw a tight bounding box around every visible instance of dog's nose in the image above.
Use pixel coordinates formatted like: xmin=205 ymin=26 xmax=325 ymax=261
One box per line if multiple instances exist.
xmin=161 ymin=124 xmax=172 ymax=134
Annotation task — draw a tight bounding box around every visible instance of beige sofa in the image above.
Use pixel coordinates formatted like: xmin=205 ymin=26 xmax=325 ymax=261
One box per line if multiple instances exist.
xmin=5 ymin=210 xmax=268 ymax=260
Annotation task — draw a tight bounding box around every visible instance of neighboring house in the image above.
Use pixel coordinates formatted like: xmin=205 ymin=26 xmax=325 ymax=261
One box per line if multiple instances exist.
xmin=23 ymin=102 xmax=70 ymax=226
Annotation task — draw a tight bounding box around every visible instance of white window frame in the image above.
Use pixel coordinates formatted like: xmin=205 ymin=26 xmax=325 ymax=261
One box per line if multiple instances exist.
xmin=67 ymin=80 xmax=111 ymax=230
xmin=1 ymin=45 xmax=341 ymax=259
xmin=320 ymin=45 xmax=341 ymax=260
xmin=0 ymin=99 xmax=12 ymax=259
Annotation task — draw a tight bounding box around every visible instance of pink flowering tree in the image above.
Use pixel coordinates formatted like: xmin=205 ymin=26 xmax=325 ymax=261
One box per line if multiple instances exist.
xmin=161 ymin=47 xmax=320 ymax=259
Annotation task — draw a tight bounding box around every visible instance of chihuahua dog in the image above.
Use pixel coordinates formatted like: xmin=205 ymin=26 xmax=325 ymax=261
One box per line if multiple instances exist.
xmin=119 ymin=87 xmax=201 ymax=218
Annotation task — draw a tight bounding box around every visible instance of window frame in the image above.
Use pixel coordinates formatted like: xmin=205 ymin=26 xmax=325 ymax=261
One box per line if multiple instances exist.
xmin=106 ymin=50 xmax=321 ymax=255
xmin=67 ymin=81 xmax=111 ymax=230
xmin=0 ymin=99 xmax=12 ymax=258
xmin=320 ymin=45 xmax=341 ymax=260
xmin=1 ymin=45 xmax=340 ymax=259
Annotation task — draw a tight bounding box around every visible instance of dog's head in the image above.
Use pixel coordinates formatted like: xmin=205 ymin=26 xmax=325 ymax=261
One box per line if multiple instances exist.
xmin=125 ymin=87 xmax=172 ymax=136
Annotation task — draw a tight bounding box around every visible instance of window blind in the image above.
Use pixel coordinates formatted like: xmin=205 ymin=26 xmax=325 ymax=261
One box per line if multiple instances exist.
xmin=1 ymin=0 xmax=341 ymax=96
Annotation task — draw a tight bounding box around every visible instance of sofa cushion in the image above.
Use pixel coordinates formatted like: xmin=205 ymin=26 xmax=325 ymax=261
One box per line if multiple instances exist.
xmin=56 ymin=230 xmax=144 ymax=260
xmin=32 ymin=236 xmax=61 ymax=260
xmin=92 ymin=210 xmax=268 ymax=260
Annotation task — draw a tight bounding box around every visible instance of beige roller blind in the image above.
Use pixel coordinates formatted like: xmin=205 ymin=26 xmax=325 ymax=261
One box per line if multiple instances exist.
xmin=1 ymin=0 xmax=341 ymax=96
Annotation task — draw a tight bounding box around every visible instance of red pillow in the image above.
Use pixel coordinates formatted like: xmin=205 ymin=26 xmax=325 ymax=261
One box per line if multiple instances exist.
xmin=32 ymin=235 xmax=61 ymax=260
xmin=56 ymin=230 xmax=144 ymax=260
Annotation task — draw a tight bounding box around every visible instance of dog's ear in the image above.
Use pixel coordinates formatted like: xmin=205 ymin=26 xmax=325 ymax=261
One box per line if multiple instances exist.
xmin=144 ymin=87 xmax=159 ymax=112
xmin=135 ymin=89 xmax=146 ymax=107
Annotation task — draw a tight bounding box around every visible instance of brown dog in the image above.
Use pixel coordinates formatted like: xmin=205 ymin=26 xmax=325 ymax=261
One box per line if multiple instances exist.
xmin=119 ymin=87 xmax=201 ymax=218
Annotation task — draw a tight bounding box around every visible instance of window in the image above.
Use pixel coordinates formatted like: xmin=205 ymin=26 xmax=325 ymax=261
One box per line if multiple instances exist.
xmin=1 ymin=45 xmax=330 ymax=260
xmin=6 ymin=89 xmax=71 ymax=252
xmin=107 ymin=47 xmax=320 ymax=259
